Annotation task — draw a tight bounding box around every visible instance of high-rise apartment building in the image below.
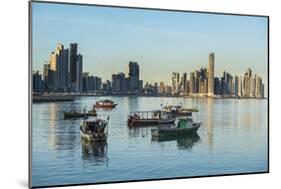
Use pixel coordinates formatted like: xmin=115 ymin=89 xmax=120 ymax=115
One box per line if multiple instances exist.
xmin=70 ymin=43 xmax=78 ymax=91
xmin=255 ymin=76 xmax=262 ymax=98
xmin=172 ymin=72 xmax=180 ymax=94
xmin=214 ymin=77 xmax=221 ymax=95
xmin=190 ymin=72 xmax=195 ymax=94
xmin=128 ymin=61 xmax=139 ymax=93
xmin=76 ymin=54 xmax=83 ymax=93
xmin=208 ymin=53 xmax=215 ymax=96
xmin=182 ymin=72 xmax=187 ymax=93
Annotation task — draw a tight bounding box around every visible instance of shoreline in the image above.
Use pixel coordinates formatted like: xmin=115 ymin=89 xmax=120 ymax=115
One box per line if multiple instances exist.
xmin=32 ymin=93 xmax=267 ymax=102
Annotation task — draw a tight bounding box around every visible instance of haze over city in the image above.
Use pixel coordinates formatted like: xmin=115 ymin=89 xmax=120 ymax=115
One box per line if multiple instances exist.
xmin=32 ymin=2 xmax=268 ymax=90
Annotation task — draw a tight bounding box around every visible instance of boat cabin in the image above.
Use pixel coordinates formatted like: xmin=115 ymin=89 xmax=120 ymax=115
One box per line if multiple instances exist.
xmin=128 ymin=110 xmax=169 ymax=120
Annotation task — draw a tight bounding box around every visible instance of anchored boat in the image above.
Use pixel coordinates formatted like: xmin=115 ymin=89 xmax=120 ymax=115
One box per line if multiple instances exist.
xmin=80 ymin=117 xmax=108 ymax=141
xmin=93 ymin=99 xmax=117 ymax=109
xmin=63 ymin=110 xmax=97 ymax=119
xmin=162 ymin=105 xmax=198 ymax=117
xmin=151 ymin=117 xmax=201 ymax=137
xmin=127 ymin=110 xmax=175 ymax=127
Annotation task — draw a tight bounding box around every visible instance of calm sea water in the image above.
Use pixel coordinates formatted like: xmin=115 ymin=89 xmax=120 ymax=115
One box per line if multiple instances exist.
xmin=32 ymin=96 xmax=268 ymax=187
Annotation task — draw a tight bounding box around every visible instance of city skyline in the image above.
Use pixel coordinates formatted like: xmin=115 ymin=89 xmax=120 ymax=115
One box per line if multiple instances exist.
xmin=33 ymin=42 xmax=265 ymax=98
xmin=32 ymin=2 xmax=268 ymax=88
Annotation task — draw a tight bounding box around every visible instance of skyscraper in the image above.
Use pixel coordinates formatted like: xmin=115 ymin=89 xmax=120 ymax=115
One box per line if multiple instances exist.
xmin=214 ymin=77 xmax=221 ymax=95
xmin=234 ymin=76 xmax=239 ymax=96
xmin=190 ymin=72 xmax=195 ymax=94
xmin=208 ymin=53 xmax=215 ymax=96
xmin=199 ymin=67 xmax=208 ymax=95
xmin=60 ymin=48 xmax=69 ymax=92
xmin=261 ymin=84 xmax=265 ymax=98
xmin=221 ymin=71 xmax=227 ymax=95
xmin=49 ymin=51 xmax=58 ymax=91
xmin=50 ymin=50 xmax=58 ymax=71
xmin=249 ymin=74 xmax=256 ymax=97
xmin=186 ymin=80 xmax=190 ymax=95
xmin=43 ymin=63 xmax=50 ymax=91
xmin=139 ymin=80 xmax=143 ymax=92
xmin=76 ymin=54 xmax=83 ymax=93
xmin=255 ymin=76 xmax=262 ymax=98
xmin=159 ymin=82 xmax=166 ymax=94
xmin=128 ymin=61 xmax=139 ymax=93
xmin=105 ymin=80 xmax=111 ymax=94
xmin=243 ymin=68 xmax=252 ymax=97
xmin=46 ymin=44 xmax=70 ymax=92
xmin=70 ymin=43 xmax=78 ymax=91
xmin=125 ymin=78 xmax=130 ymax=93
xmin=172 ymin=72 xmax=180 ymax=94
xmin=49 ymin=44 xmax=65 ymax=91
xmin=194 ymin=70 xmax=199 ymax=93
xmin=182 ymin=72 xmax=187 ymax=93
xmin=55 ymin=44 xmax=63 ymax=91
xmin=227 ymin=72 xmax=233 ymax=95
xmin=238 ymin=75 xmax=243 ymax=97
xmin=112 ymin=72 xmax=126 ymax=93
xmin=82 ymin=72 xmax=89 ymax=93
xmin=95 ymin=77 xmax=102 ymax=92
xmin=33 ymin=71 xmax=43 ymax=93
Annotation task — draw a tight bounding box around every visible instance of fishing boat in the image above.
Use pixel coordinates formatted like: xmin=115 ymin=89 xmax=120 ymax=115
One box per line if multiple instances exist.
xmin=63 ymin=109 xmax=97 ymax=119
xmin=93 ymin=99 xmax=117 ymax=109
xmin=151 ymin=117 xmax=201 ymax=137
xmin=127 ymin=110 xmax=175 ymax=127
xmin=80 ymin=117 xmax=108 ymax=141
xmin=162 ymin=105 xmax=198 ymax=117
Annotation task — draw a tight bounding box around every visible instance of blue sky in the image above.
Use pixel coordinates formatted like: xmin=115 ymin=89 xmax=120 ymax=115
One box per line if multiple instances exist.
xmin=32 ymin=2 xmax=268 ymax=87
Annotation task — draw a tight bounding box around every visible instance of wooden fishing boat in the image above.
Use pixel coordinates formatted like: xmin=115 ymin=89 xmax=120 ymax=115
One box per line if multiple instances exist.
xmin=93 ymin=99 xmax=117 ymax=109
xmin=151 ymin=117 xmax=201 ymax=137
xmin=80 ymin=117 xmax=108 ymax=141
xmin=162 ymin=105 xmax=198 ymax=117
xmin=63 ymin=110 xmax=97 ymax=119
xmin=127 ymin=110 xmax=175 ymax=127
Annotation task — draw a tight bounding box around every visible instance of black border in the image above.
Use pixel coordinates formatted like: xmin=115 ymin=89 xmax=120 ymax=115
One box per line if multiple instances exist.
xmin=28 ymin=0 xmax=270 ymax=188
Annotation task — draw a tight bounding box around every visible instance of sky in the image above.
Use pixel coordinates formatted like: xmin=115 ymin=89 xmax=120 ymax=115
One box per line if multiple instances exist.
xmin=32 ymin=2 xmax=268 ymax=88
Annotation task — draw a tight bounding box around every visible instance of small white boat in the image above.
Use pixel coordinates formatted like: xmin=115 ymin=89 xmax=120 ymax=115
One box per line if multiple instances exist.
xmin=80 ymin=117 xmax=108 ymax=141
xmin=93 ymin=99 xmax=117 ymax=109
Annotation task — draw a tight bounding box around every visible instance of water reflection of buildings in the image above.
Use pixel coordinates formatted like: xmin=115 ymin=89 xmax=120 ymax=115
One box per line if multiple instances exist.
xmin=47 ymin=103 xmax=59 ymax=149
xmin=128 ymin=96 xmax=139 ymax=112
xmin=47 ymin=103 xmax=78 ymax=151
xmin=152 ymin=134 xmax=200 ymax=150
xmin=81 ymin=139 xmax=108 ymax=166
xmin=207 ymin=98 xmax=214 ymax=150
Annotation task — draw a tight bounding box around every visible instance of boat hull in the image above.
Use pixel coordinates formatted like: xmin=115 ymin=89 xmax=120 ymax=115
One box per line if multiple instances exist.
xmin=94 ymin=103 xmax=117 ymax=109
xmin=168 ymin=112 xmax=192 ymax=117
xmin=128 ymin=118 xmax=175 ymax=126
xmin=63 ymin=111 xmax=97 ymax=119
xmin=151 ymin=124 xmax=200 ymax=137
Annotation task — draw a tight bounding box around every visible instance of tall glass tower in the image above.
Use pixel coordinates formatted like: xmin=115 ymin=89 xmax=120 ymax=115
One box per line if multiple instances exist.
xmin=208 ymin=53 xmax=215 ymax=96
